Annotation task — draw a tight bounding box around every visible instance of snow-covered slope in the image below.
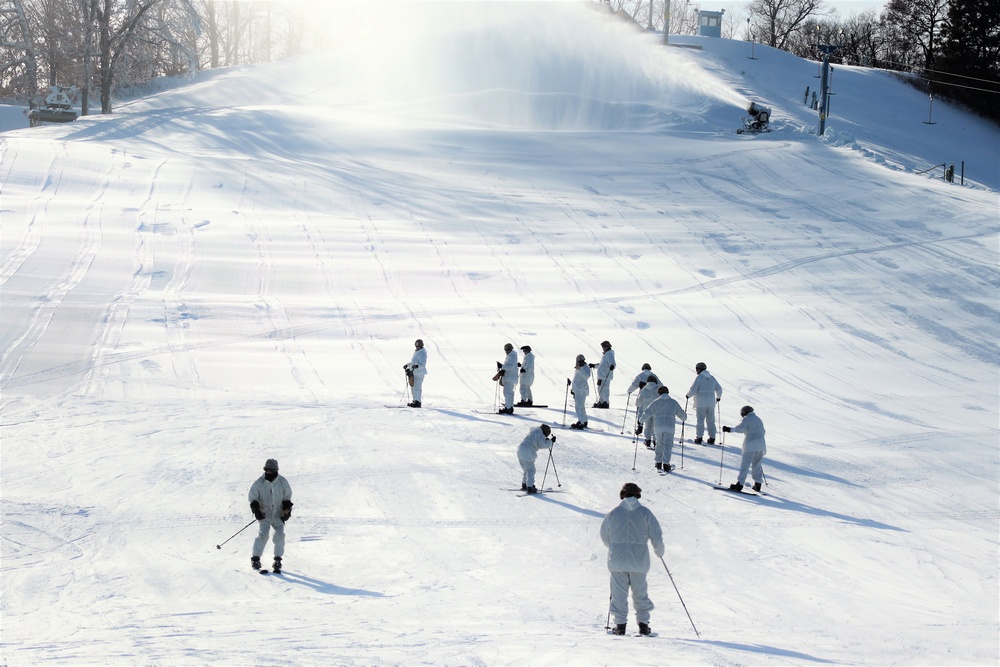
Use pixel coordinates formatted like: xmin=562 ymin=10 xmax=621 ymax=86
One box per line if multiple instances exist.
xmin=2 ymin=2 xmax=997 ymax=665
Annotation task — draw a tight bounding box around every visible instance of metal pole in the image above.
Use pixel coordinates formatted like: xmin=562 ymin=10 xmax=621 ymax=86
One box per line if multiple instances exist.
xmin=718 ymin=429 xmax=727 ymax=485
xmin=660 ymin=556 xmax=701 ymax=637
xmin=562 ymin=378 xmax=571 ymax=427
xmin=620 ymin=392 xmax=632 ymax=434
xmin=216 ymin=518 xmax=258 ymax=550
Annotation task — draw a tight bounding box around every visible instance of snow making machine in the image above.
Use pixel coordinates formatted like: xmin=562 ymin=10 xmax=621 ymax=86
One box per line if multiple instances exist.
xmin=736 ymin=101 xmax=771 ymax=134
xmin=26 ymin=86 xmax=78 ymax=127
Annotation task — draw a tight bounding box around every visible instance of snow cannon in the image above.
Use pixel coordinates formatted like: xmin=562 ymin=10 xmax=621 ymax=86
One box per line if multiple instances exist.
xmin=26 ymin=86 xmax=78 ymax=127
xmin=736 ymin=101 xmax=771 ymax=134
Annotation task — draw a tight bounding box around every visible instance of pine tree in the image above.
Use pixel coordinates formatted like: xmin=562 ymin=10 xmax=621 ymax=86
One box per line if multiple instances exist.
xmin=936 ymin=0 xmax=1000 ymax=122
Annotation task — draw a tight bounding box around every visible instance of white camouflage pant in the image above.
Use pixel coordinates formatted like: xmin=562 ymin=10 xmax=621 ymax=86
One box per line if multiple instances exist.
xmin=253 ymin=517 xmax=285 ymax=558
xmin=609 ymin=571 xmax=654 ymax=625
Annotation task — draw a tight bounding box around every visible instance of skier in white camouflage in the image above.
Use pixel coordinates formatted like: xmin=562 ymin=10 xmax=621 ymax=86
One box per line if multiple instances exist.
xmin=570 ymin=354 xmax=591 ymax=429
xmin=685 ymin=362 xmax=722 ymax=444
xmin=248 ymin=458 xmax=293 ymax=573
xmin=724 ymin=406 xmax=767 ymax=492
xmin=497 ymin=343 xmax=519 ymax=414
xmin=644 ymin=386 xmax=688 ymax=472
xmin=592 ymin=340 xmax=616 ymax=409
xmin=600 ymin=482 xmax=664 ymax=636
xmin=637 ymin=374 xmax=662 ymax=448
xmin=517 ymin=423 xmax=555 ymax=494
xmin=626 ymin=363 xmax=655 ymax=434
xmin=404 ymin=339 xmax=428 ymax=408
xmin=515 ymin=345 xmax=536 ymax=407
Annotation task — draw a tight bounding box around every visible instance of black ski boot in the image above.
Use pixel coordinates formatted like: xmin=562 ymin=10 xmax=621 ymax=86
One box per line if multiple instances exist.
xmin=407 ymin=400 xmax=421 ymax=408
xmin=521 ymin=482 xmax=528 ymax=490
xmin=526 ymin=486 xmax=538 ymax=495
xmin=694 ymin=437 xmax=703 ymax=444
xmin=753 ymin=482 xmax=762 ymax=492
xmin=638 ymin=622 xmax=652 ymax=636
xmin=570 ymin=422 xmax=583 ymax=430
xmin=655 ymin=463 xmax=662 ymax=471
xmin=272 ymin=556 xmax=282 ymax=574
xmin=251 ymin=556 xmax=261 ymax=571
xmin=612 ymin=623 xmax=627 ymax=636
xmin=729 ymin=482 xmax=743 ymax=491
xmin=707 ymin=437 xmax=716 ymax=445
xmin=663 ymin=464 xmax=674 ymax=473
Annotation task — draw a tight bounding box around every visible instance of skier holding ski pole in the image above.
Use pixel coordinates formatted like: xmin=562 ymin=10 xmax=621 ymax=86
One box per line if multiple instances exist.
xmin=517 ymin=423 xmax=554 ymax=495
xmin=248 ymin=459 xmax=293 ymax=574
xmin=685 ymin=362 xmax=722 ymax=445
xmin=600 ymin=483 xmax=663 ymax=636
xmin=722 ymin=405 xmax=767 ymax=493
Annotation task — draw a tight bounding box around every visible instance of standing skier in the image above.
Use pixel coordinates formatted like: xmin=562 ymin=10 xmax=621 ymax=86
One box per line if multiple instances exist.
xmin=685 ymin=362 xmax=722 ymax=444
xmin=517 ymin=423 xmax=555 ymax=494
xmin=497 ymin=343 xmax=520 ymax=414
xmin=637 ymin=374 xmax=662 ymax=448
xmin=404 ymin=339 xmax=428 ymax=408
xmin=516 ymin=345 xmax=536 ymax=407
xmin=248 ymin=458 xmax=293 ymax=573
xmin=644 ymin=386 xmax=688 ymax=472
xmin=723 ymin=406 xmax=767 ymax=492
xmin=570 ymin=354 xmax=591 ymax=429
xmin=592 ymin=340 xmax=616 ymax=409
xmin=626 ymin=363 xmax=655 ymax=434
xmin=600 ymin=482 xmax=664 ymax=636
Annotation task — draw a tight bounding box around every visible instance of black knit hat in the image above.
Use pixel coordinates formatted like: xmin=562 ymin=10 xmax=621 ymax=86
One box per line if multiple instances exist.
xmin=620 ymin=482 xmax=642 ymax=499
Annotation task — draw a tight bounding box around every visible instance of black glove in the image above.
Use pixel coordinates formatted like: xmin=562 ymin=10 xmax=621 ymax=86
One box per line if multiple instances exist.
xmin=597 ymin=379 xmax=602 ymax=386
xmin=550 ymin=435 xmax=556 ymax=444
xmin=403 ymin=363 xmax=408 ymax=370
xmin=250 ymin=500 xmax=265 ymax=521
xmin=520 ymin=368 xmax=526 ymax=373
xmin=566 ymin=378 xmax=571 ymax=385
xmin=405 ymin=368 xmax=413 ymax=378
xmin=496 ymin=361 xmax=502 ymax=370
xmin=571 ymin=390 xmax=575 ymax=396
xmin=717 ymin=397 xmax=721 ymax=402
xmin=280 ymin=499 xmax=294 ymax=521
xmin=722 ymin=426 xmax=731 ymax=433
xmin=588 ymin=363 xmax=595 ymax=369
xmin=609 ymin=365 xmax=615 ymax=371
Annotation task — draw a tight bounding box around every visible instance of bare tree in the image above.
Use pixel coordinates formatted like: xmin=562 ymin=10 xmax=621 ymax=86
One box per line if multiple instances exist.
xmin=881 ymin=0 xmax=949 ymax=71
xmin=1 ymin=0 xmax=39 ymax=98
xmin=748 ymin=0 xmax=831 ymax=51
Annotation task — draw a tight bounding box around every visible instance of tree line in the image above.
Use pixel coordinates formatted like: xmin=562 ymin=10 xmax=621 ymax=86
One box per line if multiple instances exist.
xmin=2 ymin=0 xmax=997 ymax=122
xmin=1 ymin=0 xmax=320 ymax=114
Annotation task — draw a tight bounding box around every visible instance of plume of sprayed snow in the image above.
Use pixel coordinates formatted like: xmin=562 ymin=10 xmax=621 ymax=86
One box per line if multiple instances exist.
xmin=310 ymin=1 xmax=747 ymax=130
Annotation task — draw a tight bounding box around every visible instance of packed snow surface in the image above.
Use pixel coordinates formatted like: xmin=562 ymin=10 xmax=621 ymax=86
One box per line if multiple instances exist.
xmin=2 ymin=2 xmax=997 ymax=665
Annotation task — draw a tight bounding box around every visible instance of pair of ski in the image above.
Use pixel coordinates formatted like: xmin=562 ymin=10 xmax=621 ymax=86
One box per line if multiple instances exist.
xmin=606 ymin=629 xmax=659 ymax=638
xmin=503 ymin=487 xmax=564 ymax=497
xmin=712 ymin=485 xmax=766 ymax=496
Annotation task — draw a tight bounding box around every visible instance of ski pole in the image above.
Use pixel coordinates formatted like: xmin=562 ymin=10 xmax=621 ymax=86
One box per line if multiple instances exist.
xmin=680 ymin=397 xmax=688 ymax=445
xmin=631 ymin=430 xmax=639 ymax=471
xmin=606 ymin=594 xmax=613 ymax=631
xmin=216 ymin=518 xmax=257 ymax=550
xmin=680 ymin=428 xmax=685 ymax=470
xmin=400 ymin=378 xmax=411 ymax=406
xmin=717 ymin=428 xmax=727 ymax=485
xmin=761 ymin=464 xmax=768 ymax=487
xmin=620 ymin=392 xmax=632 ymax=434
xmin=659 ymin=556 xmax=700 ymax=637
xmin=493 ymin=376 xmax=501 ymax=412
xmin=562 ymin=378 xmax=571 ymax=427
xmin=540 ymin=448 xmax=552 ymax=490
xmin=549 ymin=448 xmax=561 ymax=487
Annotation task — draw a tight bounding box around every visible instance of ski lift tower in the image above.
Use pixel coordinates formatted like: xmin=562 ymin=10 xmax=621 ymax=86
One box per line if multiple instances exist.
xmin=816 ymin=44 xmax=840 ymax=136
